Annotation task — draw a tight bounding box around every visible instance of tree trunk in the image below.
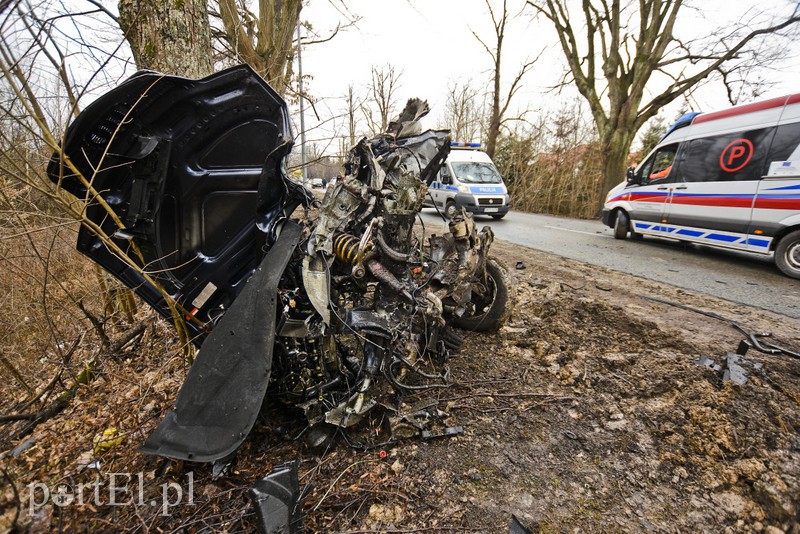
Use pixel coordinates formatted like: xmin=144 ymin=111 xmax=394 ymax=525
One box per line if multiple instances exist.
xmin=599 ymin=127 xmax=636 ymax=208
xmin=118 ymin=0 xmax=213 ymax=78
xmin=485 ymin=40 xmax=502 ymax=159
xmin=486 ymin=101 xmax=500 ymax=158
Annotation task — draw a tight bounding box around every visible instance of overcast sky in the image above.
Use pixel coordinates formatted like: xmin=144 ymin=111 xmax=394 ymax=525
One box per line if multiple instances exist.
xmin=297 ymin=0 xmax=800 ymax=150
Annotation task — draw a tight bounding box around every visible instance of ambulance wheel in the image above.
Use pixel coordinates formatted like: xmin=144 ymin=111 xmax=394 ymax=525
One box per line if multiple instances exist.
xmin=491 ymin=214 xmax=506 ymax=220
xmin=445 ymin=200 xmax=457 ymax=219
xmin=776 ymin=230 xmax=800 ymax=279
xmin=613 ymin=210 xmax=631 ymax=240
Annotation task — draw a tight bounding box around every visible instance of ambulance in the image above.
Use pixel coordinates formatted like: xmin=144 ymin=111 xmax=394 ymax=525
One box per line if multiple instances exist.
xmin=602 ymin=94 xmax=800 ymax=279
xmin=423 ymin=142 xmax=510 ymax=219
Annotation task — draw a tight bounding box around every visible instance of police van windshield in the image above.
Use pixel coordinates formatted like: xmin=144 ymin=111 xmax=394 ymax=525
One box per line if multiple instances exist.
xmin=451 ymin=162 xmax=503 ymax=184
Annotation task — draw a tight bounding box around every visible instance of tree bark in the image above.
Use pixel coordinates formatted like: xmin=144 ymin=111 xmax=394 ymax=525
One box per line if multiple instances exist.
xmin=599 ymin=127 xmax=635 ymax=208
xmin=118 ymin=0 xmax=213 ymax=78
xmin=217 ymin=0 xmax=301 ymax=94
xmin=486 ymin=58 xmax=501 ymax=158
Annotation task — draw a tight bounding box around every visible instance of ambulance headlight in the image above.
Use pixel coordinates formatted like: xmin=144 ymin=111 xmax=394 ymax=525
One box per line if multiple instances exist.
xmin=457 ymin=184 xmax=470 ymax=194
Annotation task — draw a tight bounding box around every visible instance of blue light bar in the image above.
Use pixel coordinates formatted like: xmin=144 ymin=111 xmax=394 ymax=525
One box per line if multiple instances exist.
xmin=451 ymin=142 xmax=483 ymax=148
xmin=660 ymin=111 xmax=701 ymax=142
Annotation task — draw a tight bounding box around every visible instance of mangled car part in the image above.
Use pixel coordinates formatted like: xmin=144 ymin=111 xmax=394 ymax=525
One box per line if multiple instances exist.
xmin=48 ymin=66 xmax=514 ymax=464
xmin=248 ymin=460 xmax=304 ymax=534
xmin=644 ymin=295 xmax=800 ymax=359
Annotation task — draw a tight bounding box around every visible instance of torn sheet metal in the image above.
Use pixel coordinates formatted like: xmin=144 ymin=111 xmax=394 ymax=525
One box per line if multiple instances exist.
xmin=140 ymin=222 xmax=303 ymax=463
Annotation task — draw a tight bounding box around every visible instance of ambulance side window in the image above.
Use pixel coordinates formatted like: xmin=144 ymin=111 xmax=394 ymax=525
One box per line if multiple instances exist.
xmin=640 ymin=144 xmax=679 ymax=183
xmin=678 ymin=127 xmax=775 ymax=182
xmin=765 ymin=122 xmax=800 ymax=164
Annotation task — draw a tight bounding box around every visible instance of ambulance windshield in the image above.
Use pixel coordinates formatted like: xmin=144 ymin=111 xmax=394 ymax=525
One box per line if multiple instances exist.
xmin=451 ymin=162 xmax=503 ymax=184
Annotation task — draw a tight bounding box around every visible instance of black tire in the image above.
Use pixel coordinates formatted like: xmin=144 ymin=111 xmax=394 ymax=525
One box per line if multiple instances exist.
xmin=775 ymin=229 xmax=800 ymax=279
xmin=491 ymin=213 xmax=506 ymax=220
xmin=444 ymin=200 xmax=457 ymax=219
xmin=452 ymin=257 xmax=514 ymax=332
xmin=613 ymin=210 xmax=630 ymax=240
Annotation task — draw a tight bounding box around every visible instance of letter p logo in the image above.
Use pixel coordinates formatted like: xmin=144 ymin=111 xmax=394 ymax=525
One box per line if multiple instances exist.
xmin=720 ymin=138 xmax=754 ymax=172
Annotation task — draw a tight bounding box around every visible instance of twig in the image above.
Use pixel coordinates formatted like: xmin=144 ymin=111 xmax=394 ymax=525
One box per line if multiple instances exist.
xmin=13 ymin=333 xmax=83 ymax=414
xmin=0 ymin=352 xmax=34 ymax=396
xmin=107 ymin=320 xmax=149 ymax=355
xmin=76 ymin=298 xmax=110 ymax=349
xmin=0 ymin=413 xmax=37 ymax=424
xmin=441 ymin=392 xmax=569 ymax=403
xmin=312 ymin=459 xmax=378 ymax=511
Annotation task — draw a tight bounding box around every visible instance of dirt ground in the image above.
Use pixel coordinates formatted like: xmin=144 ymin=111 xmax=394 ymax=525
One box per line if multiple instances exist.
xmin=2 ymin=238 xmax=800 ymax=533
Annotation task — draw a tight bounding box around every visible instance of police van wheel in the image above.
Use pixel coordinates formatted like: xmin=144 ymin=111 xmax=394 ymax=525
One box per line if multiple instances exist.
xmin=776 ymin=230 xmax=800 ymax=279
xmin=445 ymin=201 xmax=457 ymax=219
xmin=613 ymin=210 xmax=630 ymax=240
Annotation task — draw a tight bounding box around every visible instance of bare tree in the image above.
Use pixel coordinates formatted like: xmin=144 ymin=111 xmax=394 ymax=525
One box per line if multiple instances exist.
xmin=212 ymin=0 xmax=302 ymax=93
xmin=362 ymin=65 xmax=402 ymax=135
xmin=345 ymin=84 xmax=359 ymax=147
xmin=473 ymin=0 xmax=539 ymax=158
xmin=442 ymin=80 xmax=482 ymax=142
xmin=528 ymin=0 xmax=800 ymax=203
xmin=118 ymin=0 xmax=214 ymax=77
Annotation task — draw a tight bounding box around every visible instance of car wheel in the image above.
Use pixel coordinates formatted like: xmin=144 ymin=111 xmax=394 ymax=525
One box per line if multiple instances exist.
xmin=451 ymin=257 xmax=514 ymax=332
xmin=613 ymin=210 xmax=630 ymax=240
xmin=491 ymin=213 xmax=506 ymax=220
xmin=775 ymin=229 xmax=800 ymax=279
xmin=444 ymin=200 xmax=457 ymax=219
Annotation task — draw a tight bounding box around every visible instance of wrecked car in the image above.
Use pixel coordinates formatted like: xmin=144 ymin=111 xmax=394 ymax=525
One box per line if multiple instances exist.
xmin=47 ymin=65 xmax=514 ymax=465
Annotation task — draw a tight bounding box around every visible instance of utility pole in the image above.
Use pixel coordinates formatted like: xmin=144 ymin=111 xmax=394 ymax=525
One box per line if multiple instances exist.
xmin=296 ymin=21 xmax=307 ymax=186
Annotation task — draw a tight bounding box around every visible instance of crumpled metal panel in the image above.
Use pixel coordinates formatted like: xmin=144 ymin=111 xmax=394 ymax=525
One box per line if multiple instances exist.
xmin=46 ymin=65 xmax=300 ymax=344
xmin=140 ymin=221 xmax=303 ymax=463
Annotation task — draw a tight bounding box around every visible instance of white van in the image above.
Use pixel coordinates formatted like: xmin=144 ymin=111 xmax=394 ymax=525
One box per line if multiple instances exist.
xmin=423 ymin=142 xmax=510 ymax=219
xmin=602 ymin=94 xmax=800 ymax=279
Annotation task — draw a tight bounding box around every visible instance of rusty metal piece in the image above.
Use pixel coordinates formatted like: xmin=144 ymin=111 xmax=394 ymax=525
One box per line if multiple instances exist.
xmin=366 ymin=259 xmax=413 ymax=301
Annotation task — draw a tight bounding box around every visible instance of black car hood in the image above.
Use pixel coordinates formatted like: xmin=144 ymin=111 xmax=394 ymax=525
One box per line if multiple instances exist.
xmin=48 ymin=65 xmax=310 ymax=342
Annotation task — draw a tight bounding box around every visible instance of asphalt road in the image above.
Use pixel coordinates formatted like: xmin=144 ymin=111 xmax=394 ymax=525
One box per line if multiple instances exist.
xmin=418 ymin=208 xmax=800 ymax=319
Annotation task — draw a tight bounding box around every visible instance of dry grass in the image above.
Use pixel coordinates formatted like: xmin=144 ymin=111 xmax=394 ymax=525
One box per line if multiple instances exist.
xmin=494 ymin=104 xmax=604 ymax=219
xmin=0 ymin=181 xmax=146 ymax=426
xmin=508 ymin=143 xmax=604 ymax=219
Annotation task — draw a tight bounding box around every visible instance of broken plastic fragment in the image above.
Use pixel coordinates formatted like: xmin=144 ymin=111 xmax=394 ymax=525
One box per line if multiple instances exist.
xmin=248 ymin=460 xmax=304 ymax=534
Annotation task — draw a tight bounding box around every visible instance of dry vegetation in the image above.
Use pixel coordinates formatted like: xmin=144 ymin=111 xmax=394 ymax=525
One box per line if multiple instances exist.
xmin=495 ymin=105 xmax=605 ymax=219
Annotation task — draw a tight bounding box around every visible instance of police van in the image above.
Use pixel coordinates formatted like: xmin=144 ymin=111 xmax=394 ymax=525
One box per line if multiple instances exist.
xmin=602 ymin=94 xmax=800 ymax=279
xmin=423 ymin=142 xmax=510 ymax=219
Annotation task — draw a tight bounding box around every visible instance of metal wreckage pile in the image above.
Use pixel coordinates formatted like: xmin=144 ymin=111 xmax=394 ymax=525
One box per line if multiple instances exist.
xmin=49 ymin=66 xmax=515 ymax=532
